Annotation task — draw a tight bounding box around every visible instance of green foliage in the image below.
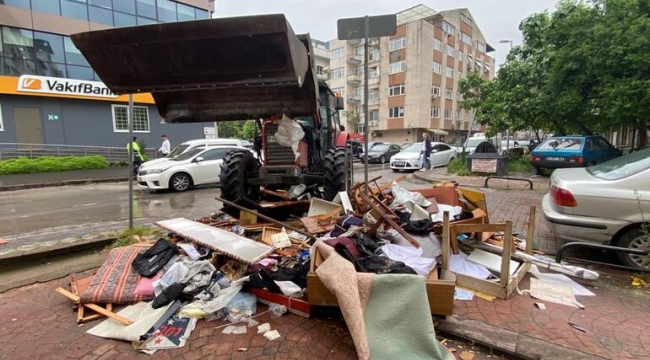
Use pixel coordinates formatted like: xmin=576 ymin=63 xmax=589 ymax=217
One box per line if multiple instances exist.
xmin=447 ymin=157 xmax=472 ymax=176
xmin=459 ymin=0 xmax=650 ymax=147
xmin=240 ymin=120 xmax=257 ymax=140
xmin=508 ymin=158 xmax=533 ymax=174
xmin=216 ymin=120 xmax=258 ymax=140
xmin=0 ymin=156 xmax=110 ymax=175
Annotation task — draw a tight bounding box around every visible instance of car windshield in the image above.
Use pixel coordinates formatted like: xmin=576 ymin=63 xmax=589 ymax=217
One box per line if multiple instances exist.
xmin=403 ymin=143 xmax=422 ymax=152
xmin=465 ymin=138 xmax=486 ymax=147
xmin=538 ymin=137 xmax=584 ymax=150
xmin=167 ymin=144 xmax=189 ymax=158
xmin=372 ymin=144 xmax=389 ymax=151
xmin=170 ymin=147 xmax=204 ymax=161
xmin=587 ymin=147 xmax=650 ymax=180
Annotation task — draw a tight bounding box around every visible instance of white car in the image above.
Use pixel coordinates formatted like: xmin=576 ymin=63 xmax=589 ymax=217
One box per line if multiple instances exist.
xmin=145 ymin=138 xmax=253 ymax=168
xmin=137 ymin=146 xmax=252 ymax=191
xmin=390 ymin=142 xmax=457 ymax=171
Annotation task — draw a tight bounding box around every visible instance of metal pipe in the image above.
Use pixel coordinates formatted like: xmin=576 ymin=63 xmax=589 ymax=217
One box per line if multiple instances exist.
xmin=556 ymin=242 xmax=648 ymax=263
xmin=128 ymin=94 xmax=134 ymax=230
xmin=363 ymin=15 xmax=370 ymax=194
xmin=215 ymin=196 xmax=316 ymax=241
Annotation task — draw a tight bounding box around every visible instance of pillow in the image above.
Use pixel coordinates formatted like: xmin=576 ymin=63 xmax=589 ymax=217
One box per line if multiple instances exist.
xmin=134 ymin=274 xmax=162 ymax=297
xmin=80 ymin=246 xmax=154 ymax=304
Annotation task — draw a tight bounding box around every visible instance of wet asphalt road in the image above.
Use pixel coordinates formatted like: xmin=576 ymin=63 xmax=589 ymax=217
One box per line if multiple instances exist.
xmin=0 ymin=163 xmax=407 ymax=237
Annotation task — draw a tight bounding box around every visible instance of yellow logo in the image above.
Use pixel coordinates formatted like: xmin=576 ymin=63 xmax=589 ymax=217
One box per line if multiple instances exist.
xmin=21 ymin=78 xmax=42 ymax=90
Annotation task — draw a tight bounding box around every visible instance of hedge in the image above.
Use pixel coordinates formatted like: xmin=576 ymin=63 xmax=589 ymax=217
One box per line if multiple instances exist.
xmin=0 ymin=156 xmax=110 ymax=175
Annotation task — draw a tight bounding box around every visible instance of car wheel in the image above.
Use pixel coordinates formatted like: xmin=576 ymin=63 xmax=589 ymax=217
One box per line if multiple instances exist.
xmin=380 ymin=155 xmax=386 ymax=164
xmin=617 ymin=227 xmax=650 ymax=269
xmin=535 ymin=167 xmax=543 ymax=176
xmin=170 ymin=173 xmax=192 ymax=192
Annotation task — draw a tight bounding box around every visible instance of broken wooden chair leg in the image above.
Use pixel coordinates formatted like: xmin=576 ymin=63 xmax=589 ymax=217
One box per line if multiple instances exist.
xmin=55 ymin=287 xmax=133 ymax=325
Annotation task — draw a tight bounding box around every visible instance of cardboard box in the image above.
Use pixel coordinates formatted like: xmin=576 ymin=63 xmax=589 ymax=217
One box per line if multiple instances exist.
xmin=306 ymin=246 xmax=456 ymax=316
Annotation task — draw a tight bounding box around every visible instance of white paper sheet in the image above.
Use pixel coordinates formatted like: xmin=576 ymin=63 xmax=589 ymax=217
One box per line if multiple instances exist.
xmin=454 ymin=288 xmax=475 ymax=301
xmin=529 ymin=265 xmax=595 ymax=296
xmin=449 ymin=252 xmax=491 ymax=280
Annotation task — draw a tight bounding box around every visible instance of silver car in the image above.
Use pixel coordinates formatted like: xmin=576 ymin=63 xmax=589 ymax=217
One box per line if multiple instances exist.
xmin=542 ymin=147 xmax=650 ymax=269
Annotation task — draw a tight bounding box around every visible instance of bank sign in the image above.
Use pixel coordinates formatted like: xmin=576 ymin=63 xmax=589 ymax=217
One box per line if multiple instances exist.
xmin=17 ymin=75 xmax=118 ymax=99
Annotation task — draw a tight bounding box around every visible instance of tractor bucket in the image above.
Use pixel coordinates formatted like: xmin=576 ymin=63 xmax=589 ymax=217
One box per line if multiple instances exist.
xmin=70 ymin=14 xmax=318 ymax=122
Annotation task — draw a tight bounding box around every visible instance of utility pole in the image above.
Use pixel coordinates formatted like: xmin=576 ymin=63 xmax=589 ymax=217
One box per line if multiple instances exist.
xmin=128 ymin=94 xmax=134 ymax=229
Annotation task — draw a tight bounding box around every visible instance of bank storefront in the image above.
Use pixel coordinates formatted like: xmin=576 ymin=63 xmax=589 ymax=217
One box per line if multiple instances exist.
xmin=0 ymin=74 xmax=204 ymax=148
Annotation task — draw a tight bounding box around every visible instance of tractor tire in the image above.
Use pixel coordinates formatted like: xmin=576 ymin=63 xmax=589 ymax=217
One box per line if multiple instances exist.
xmin=323 ymin=148 xmax=350 ymax=201
xmin=219 ymin=150 xmax=260 ymax=203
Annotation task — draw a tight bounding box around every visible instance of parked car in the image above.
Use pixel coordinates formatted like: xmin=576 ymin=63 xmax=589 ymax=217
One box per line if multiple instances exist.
xmin=137 ymin=146 xmax=252 ymax=192
xmin=390 ymin=142 xmax=457 ymax=171
xmin=530 ymin=135 xmax=621 ymax=175
xmin=145 ymin=138 xmax=252 ymax=168
xmin=459 ymin=136 xmax=502 ymax=155
xmin=349 ymin=140 xmax=363 ymax=158
xmin=362 ymin=143 xmax=401 ymax=164
xmin=358 ymin=141 xmax=389 ymax=160
xmin=542 ymin=147 xmax=650 ymax=269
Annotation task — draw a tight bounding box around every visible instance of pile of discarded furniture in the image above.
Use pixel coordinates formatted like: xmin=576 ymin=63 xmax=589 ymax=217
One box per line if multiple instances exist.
xmin=55 ymin=176 xmax=598 ymax=359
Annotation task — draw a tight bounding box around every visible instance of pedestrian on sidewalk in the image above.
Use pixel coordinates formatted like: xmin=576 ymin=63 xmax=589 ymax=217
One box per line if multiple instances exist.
xmin=126 ymin=137 xmax=144 ymax=176
xmin=158 ymin=135 xmax=171 ymax=157
xmin=420 ymin=132 xmax=432 ymax=171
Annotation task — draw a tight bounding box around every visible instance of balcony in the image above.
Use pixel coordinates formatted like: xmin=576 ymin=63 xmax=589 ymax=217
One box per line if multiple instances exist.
xmin=368 ymin=76 xmax=380 ymax=88
xmin=367 ymin=98 xmax=380 ymax=106
xmin=347 ymin=56 xmax=362 ymax=65
xmin=347 ymin=96 xmax=362 ymax=104
xmin=316 ymin=73 xmax=328 ymax=81
xmin=347 ymin=75 xmax=362 ymax=84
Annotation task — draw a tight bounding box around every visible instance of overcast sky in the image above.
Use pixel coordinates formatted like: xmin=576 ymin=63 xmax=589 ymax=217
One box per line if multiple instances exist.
xmin=216 ymin=0 xmax=560 ymax=66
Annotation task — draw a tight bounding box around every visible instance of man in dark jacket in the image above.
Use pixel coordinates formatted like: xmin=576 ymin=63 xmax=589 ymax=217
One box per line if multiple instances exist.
xmin=420 ymin=133 xmax=432 ymax=170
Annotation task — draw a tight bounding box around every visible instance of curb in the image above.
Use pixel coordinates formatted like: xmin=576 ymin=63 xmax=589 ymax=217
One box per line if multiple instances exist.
xmin=0 ymin=237 xmax=116 ymax=265
xmin=0 ymin=177 xmax=129 ymax=192
xmin=437 ymin=315 xmax=608 ymax=360
xmin=412 ymin=171 xmax=458 ymax=184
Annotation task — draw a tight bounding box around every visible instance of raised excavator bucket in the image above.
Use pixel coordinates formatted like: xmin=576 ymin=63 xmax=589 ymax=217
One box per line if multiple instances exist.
xmin=70 ymin=14 xmax=318 ymax=123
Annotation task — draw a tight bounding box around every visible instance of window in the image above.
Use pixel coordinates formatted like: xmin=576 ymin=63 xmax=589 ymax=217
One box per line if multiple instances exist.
xmin=64 ymin=37 xmax=89 ymax=66
xmin=137 ymin=16 xmax=156 ymax=25
xmin=458 ymin=49 xmax=464 ymax=62
xmin=368 ymin=90 xmax=380 ymax=101
xmin=34 ymin=32 xmax=65 ymax=64
xmin=433 ymin=61 xmax=441 ymax=74
xmin=446 ymin=45 xmax=455 ymax=57
xmin=330 ymin=47 xmax=344 ymax=59
xmin=458 ymin=70 xmax=463 ymax=78
xmin=432 ymin=85 xmax=441 ymax=97
xmin=461 ymin=32 xmax=472 ymax=45
xmin=112 ymin=105 xmax=150 ymax=132
xmin=444 ymin=108 xmax=453 ymax=119
xmin=3 ymin=27 xmax=35 ymax=59
xmin=89 ymin=0 xmax=113 ymax=9
xmin=195 ymin=9 xmax=209 ymax=19
xmin=446 ymin=66 xmax=454 ymax=78
xmin=89 ymin=6 xmax=114 ymax=26
xmin=157 ymin=0 xmax=177 ymax=22
xmin=389 ymin=36 xmax=406 ymax=52
xmin=61 ymin=0 xmax=89 ymax=21
xmin=355 ymin=46 xmax=364 ymax=56
xmin=177 ymin=3 xmax=195 ymax=21
xmin=388 ymin=60 xmax=406 ymax=74
xmin=445 ymin=87 xmax=453 ymax=99
xmin=316 ymin=65 xmax=324 ymax=75
xmin=433 ymin=38 xmax=442 ymax=52
xmin=442 ymin=21 xmax=455 ymax=36
xmin=114 ymin=12 xmax=136 ymax=26
xmin=389 ymin=84 xmax=405 ymax=96
xmin=460 ymin=13 xmax=473 ymax=27
xmin=136 ymin=0 xmax=157 ymax=19
xmin=370 ymin=110 xmax=379 ymax=121
xmin=476 ymin=41 xmax=486 ymax=53
xmin=67 ymin=64 xmax=94 ymax=80
xmin=355 ymin=86 xmax=364 ymax=95
xmin=455 ymin=110 xmax=461 ymax=120
xmin=2 ymin=0 xmax=29 ymax=10
xmin=369 ymin=48 xmax=380 ymax=61
xmin=356 ymin=66 xmax=364 ymax=76
xmin=431 ymin=106 xmax=439 ymax=118
xmin=330 ymin=67 xmax=344 ymax=79
xmin=114 ymin=0 xmax=136 ymax=14
xmin=200 ymin=148 xmax=231 ymax=161
xmin=31 ymin=0 xmax=61 ymax=15
xmin=388 ymin=107 xmax=404 ymax=118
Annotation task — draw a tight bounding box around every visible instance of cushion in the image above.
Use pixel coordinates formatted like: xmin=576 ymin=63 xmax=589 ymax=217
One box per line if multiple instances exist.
xmin=80 ymin=246 xmax=153 ymax=304
xmin=134 ymin=274 xmax=161 ymax=297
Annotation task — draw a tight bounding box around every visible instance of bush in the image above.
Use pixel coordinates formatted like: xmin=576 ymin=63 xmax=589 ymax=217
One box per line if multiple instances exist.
xmin=447 ymin=157 xmax=472 ymax=176
xmin=0 ymin=156 xmax=110 ymax=175
xmin=508 ymin=158 xmax=532 ymax=173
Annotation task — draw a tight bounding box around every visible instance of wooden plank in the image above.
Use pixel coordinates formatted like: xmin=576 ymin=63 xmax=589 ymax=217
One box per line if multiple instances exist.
xmin=359 ymin=192 xmax=420 ymax=249
xmin=442 ymin=212 xmax=451 ymax=270
xmin=55 ymin=288 xmax=133 ymax=325
xmin=449 ymin=223 xmax=508 ymax=233
xmin=260 ymin=188 xmax=291 ymax=200
xmin=500 ymin=222 xmax=513 ymax=288
xmin=261 ymin=227 xmax=282 ymax=246
xmin=526 ymin=206 xmax=535 ymax=255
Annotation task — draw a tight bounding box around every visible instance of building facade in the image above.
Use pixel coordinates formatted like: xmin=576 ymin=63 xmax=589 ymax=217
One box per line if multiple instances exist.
xmin=327 ymin=5 xmax=495 ymax=145
xmin=0 ymin=0 xmax=211 ymax=149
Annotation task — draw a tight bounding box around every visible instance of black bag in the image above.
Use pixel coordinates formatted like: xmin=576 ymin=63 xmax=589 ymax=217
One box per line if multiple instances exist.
xmin=132 ymin=238 xmax=178 ymax=277
xmin=334 ymin=243 xmax=417 ymax=275
xmin=152 ymin=283 xmax=185 ymax=309
xmin=403 ymin=219 xmax=435 ymax=235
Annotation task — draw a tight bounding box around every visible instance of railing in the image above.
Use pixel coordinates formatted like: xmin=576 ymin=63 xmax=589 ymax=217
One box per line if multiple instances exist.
xmin=0 ymin=143 xmax=158 ymax=162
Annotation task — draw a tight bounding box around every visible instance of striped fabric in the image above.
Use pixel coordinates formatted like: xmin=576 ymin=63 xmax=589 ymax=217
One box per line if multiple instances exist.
xmin=80 ymin=246 xmax=153 ymax=305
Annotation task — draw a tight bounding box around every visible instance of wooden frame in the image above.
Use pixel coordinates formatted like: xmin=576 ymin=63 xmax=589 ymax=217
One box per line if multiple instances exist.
xmin=442 ymin=206 xmax=536 ymax=299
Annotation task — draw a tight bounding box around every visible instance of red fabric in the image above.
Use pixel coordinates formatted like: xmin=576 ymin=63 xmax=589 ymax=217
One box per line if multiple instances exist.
xmin=324 ymin=237 xmax=362 ymax=258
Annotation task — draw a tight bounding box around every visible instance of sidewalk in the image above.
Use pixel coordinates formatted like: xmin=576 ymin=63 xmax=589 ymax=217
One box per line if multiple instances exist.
xmin=0 ymin=167 xmax=130 ymax=190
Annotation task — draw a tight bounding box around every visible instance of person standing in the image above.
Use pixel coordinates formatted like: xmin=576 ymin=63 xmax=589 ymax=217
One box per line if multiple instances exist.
xmin=126 ymin=136 xmax=143 ymax=176
xmin=158 ymin=134 xmax=171 ymax=157
xmin=420 ymin=133 xmax=432 ymax=171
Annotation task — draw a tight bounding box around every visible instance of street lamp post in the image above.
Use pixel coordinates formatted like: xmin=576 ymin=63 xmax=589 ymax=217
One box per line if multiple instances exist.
xmin=498 ymin=39 xmax=513 ymax=151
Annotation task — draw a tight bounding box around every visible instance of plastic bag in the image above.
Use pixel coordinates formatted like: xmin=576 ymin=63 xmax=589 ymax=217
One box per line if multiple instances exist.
xmin=274 ymin=281 xmax=303 ymax=297
xmin=390 ymin=182 xmax=432 ymax=208
xmin=268 ymin=303 xmax=287 ymax=318
xmin=274 ymin=115 xmax=305 ymax=159
xmin=224 ymin=292 xmax=257 ymax=322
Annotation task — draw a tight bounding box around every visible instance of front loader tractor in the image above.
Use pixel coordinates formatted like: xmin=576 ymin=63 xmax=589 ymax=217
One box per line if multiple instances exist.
xmin=71 ymin=14 xmax=351 ymax=202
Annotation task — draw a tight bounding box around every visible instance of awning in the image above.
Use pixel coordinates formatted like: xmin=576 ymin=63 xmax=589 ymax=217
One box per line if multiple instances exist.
xmin=428 ymin=129 xmax=449 ymax=135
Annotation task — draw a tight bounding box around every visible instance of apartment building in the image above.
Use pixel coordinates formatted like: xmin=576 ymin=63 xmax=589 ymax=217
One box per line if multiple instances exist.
xmin=327 ymin=4 xmax=495 ymax=145
xmin=0 ymin=0 xmax=210 ymax=147
xmin=311 ymin=38 xmax=330 ymax=82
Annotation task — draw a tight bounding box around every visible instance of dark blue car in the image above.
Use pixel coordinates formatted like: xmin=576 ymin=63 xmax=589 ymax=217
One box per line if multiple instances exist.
xmin=530 ymin=135 xmax=621 ymax=175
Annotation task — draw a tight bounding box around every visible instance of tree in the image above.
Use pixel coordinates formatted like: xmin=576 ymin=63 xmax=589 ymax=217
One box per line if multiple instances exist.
xmin=239 ymin=120 xmax=257 ymax=140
